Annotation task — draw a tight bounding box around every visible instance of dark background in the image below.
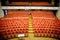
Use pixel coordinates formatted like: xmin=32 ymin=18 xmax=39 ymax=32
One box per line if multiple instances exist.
xmin=1 ymin=0 xmax=59 ymax=6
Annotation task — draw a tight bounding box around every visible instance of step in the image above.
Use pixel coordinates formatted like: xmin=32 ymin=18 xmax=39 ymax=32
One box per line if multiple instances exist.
xmin=28 ymin=31 xmax=34 ymax=33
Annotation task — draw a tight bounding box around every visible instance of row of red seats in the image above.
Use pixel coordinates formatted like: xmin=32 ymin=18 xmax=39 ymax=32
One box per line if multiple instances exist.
xmin=9 ymin=2 xmax=52 ymax=6
xmin=6 ymin=11 xmax=55 ymax=18
xmin=31 ymin=11 xmax=56 ymax=18
xmin=4 ymin=11 xmax=29 ymax=18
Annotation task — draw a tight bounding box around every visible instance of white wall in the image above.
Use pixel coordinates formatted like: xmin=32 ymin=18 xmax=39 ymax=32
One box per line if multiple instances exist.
xmin=56 ymin=8 xmax=60 ymax=19
xmin=0 ymin=2 xmax=4 ymax=18
xmin=56 ymin=3 xmax=60 ymax=20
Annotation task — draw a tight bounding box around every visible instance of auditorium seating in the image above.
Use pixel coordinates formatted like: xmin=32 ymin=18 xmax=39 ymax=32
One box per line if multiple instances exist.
xmin=9 ymin=2 xmax=52 ymax=6
xmin=0 ymin=11 xmax=29 ymax=39
xmin=31 ymin=11 xmax=55 ymax=18
xmin=4 ymin=11 xmax=29 ymax=18
xmin=32 ymin=2 xmax=51 ymax=6
xmin=10 ymin=2 xmax=29 ymax=5
xmin=32 ymin=11 xmax=60 ymax=39
xmin=0 ymin=10 xmax=60 ymax=39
